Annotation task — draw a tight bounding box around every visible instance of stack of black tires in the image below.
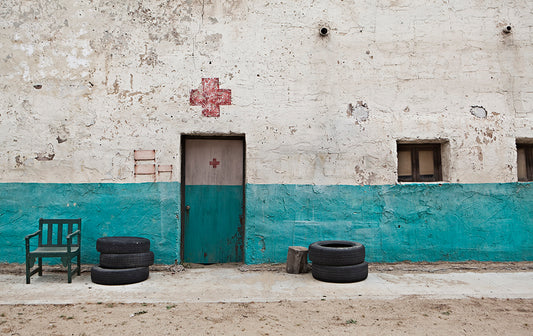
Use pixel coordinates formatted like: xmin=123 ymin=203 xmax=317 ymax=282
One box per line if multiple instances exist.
xmin=91 ymin=236 xmax=154 ymax=285
xmin=308 ymin=240 xmax=368 ymax=283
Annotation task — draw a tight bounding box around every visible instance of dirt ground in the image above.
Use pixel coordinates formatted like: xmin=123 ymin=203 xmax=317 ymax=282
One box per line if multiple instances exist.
xmin=0 ymin=297 xmax=532 ymax=335
xmin=1 ymin=262 xmax=532 ymax=335
xmin=3 ymin=260 xmax=533 ymax=275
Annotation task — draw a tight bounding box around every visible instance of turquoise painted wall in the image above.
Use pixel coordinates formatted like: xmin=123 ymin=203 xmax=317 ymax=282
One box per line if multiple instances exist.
xmin=183 ymin=185 xmax=243 ymax=263
xmin=244 ymin=183 xmax=533 ymax=263
xmin=1 ymin=182 xmax=532 ymax=265
xmin=0 ymin=183 xmax=180 ymax=264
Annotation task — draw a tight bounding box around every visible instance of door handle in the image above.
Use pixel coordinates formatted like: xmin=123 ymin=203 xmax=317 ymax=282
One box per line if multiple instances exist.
xmin=185 ymin=205 xmax=191 ymax=211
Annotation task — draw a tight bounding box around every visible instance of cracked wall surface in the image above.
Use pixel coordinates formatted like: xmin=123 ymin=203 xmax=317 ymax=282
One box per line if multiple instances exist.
xmin=1 ymin=0 xmax=532 ymax=185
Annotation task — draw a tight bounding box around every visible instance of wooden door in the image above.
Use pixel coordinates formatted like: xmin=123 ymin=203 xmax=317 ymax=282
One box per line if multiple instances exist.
xmin=182 ymin=138 xmax=244 ymax=263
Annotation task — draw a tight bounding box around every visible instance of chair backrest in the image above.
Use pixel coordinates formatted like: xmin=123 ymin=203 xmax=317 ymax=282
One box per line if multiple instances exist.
xmin=38 ymin=218 xmax=81 ymax=247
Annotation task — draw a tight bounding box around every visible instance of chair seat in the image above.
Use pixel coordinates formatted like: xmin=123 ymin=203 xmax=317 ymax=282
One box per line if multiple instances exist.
xmin=29 ymin=246 xmax=80 ymax=257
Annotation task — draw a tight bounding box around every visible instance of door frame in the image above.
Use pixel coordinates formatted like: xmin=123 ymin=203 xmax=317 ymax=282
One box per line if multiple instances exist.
xmin=180 ymin=134 xmax=246 ymax=263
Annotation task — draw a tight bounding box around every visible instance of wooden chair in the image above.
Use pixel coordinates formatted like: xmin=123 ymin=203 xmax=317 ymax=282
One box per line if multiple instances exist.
xmin=25 ymin=218 xmax=81 ymax=284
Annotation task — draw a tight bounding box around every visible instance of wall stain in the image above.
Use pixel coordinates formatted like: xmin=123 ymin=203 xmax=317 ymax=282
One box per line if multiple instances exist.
xmin=139 ymin=45 xmax=160 ymax=67
xmin=35 ymin=153 xmax=55 ymax=161
xmin=15 ymin=155 xmax=25 ymax=167
xmin=112 ymin=78 xmax=120 ymax=94
xmin=347 ymin=101 xmax=369 ymax=123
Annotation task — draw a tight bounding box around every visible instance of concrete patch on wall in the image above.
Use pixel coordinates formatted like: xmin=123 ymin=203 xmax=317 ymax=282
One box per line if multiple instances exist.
xmin=347 ymin=101 xmax=369 ymax=123
xmin=470 ymin=105 xmax=488 ymax=118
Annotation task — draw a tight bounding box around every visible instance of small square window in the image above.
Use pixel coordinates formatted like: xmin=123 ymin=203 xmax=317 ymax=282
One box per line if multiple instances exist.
xmin=397 ymin=143 xmax=442 ymax=182
xmin=517 ymin=143 xmax=533 ymax=182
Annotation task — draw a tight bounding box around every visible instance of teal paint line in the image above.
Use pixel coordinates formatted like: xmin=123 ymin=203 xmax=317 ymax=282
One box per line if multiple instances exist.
xmin=244 ymin=183 xmax=533 ymax=264
xmin=1 ymin=182 xmax=532 ymax=265
xmin=0 ymin=182 xmax=180 ymax=264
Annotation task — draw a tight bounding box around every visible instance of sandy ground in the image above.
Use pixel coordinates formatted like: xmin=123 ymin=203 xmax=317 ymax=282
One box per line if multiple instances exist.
xmin=3 ymin=260 xmax=533 ymax=275
xmin=0 ymin=297 xmax=532 ymax=335
xmin=1 ymin=262 xmax=532 ymax=335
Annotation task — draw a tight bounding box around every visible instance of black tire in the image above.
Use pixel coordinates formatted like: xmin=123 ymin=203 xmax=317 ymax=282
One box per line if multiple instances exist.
xmin=96 ymin=237 xmax=150 ymax=254
xmin=91 ymin=266 xmax=149 ymax=285
xmin=100 ymin=251 xmax=154 ymax=269
xmin=311 ymin=262 xmax=368 ymax=283
xmin=308 ymin=240 xmax=365 ymax=266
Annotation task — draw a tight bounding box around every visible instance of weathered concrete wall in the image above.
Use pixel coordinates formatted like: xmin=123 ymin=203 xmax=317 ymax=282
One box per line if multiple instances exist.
xmin=245 ymin=183 xmax=533 ymax=263
xmin=0 ymin=182 xmax=180 ymax=264
xmin=2 ymin=181 xmax=532 ymax=264
xmin=1 ymin=1 xmax=532 ymax=264
xmin=1 ymin=0 xmax=532 ymax=184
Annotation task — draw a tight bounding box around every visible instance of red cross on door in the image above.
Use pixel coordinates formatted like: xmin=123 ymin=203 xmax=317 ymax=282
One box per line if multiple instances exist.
xmin=190 ymin=78 xmax=231 ymax=117
xmin=209 ymin=158 xmax=220 ymax=168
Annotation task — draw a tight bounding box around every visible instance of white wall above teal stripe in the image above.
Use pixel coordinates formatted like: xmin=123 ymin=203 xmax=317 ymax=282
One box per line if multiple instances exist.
xmin=1 ymin=1 xmax=532 ymax=185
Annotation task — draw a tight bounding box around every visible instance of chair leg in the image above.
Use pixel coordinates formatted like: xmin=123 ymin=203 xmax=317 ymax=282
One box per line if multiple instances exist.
xmin=77 ymin=253 xmax=81 ymax=276
xmin=25 ymin=259 xmax=31 ymax=284
xmin=67 ymin=258 xmax=72 ymax=283
xmin=38 ymin=258 xmax=42 ymax=276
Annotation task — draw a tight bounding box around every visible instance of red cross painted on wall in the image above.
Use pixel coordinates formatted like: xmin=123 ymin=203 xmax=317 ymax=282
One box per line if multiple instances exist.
xmin=209 ymin=158 xmax=220 ymax=168
xmin=190 ymin=78 xmax=231 ymax=117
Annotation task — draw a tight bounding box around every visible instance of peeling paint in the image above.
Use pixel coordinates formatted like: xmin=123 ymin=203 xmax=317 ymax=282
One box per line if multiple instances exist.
xmin=35 ymin=153 xmax=55 ymax=161
xmin=15 ymin=155 xmax=25 ymax=167
xmin=35 ymin=144 xmax=55 ymax=161
xmin=139 ymin=46 xmax=160 ymax=67
xmin=347 ymin=101 xmax=369 ymax=123
xmin=190 ymin=78 xmax=231 ymax=117
xmin=470 ymin=105 xmax=488 ymax=118
xmin=2 ymin=0 xmax=527 ymax=187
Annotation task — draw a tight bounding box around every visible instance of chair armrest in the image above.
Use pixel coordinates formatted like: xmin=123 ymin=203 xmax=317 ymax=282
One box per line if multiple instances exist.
xmin=66 ymin=230 xmax=81 ymax=241
xmin=25 ymin=230 xmax=41 ymax=252
xmin=25 ymin=230 xmax=41 ymax=241
xmin=66 ymin=230 xmax=81 ymax=253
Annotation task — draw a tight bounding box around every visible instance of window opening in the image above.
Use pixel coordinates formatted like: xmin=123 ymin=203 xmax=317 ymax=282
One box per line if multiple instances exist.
xmin=397 ymin=144 xmax=442 ymax=182
xmin=517 ymin=143 xmax=533 ymax=182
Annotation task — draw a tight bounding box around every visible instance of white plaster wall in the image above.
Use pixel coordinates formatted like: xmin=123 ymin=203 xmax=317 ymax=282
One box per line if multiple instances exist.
xmin=0 ymin=0 xmax=532 ymax=185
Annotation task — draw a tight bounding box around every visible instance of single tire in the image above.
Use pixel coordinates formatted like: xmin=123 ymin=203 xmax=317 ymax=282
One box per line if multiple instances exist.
xmin=100 ymin=251 xmax=154 ymax=269
xmin=91 ymin=266 xmax=149 ymax=285
xmin=96 ymin=237 xmax=150 ymax=254
xmin=311 ymin=262 xmax=368 ymax=283
xmin=308 ymin=240 xmax=365 ymax=266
